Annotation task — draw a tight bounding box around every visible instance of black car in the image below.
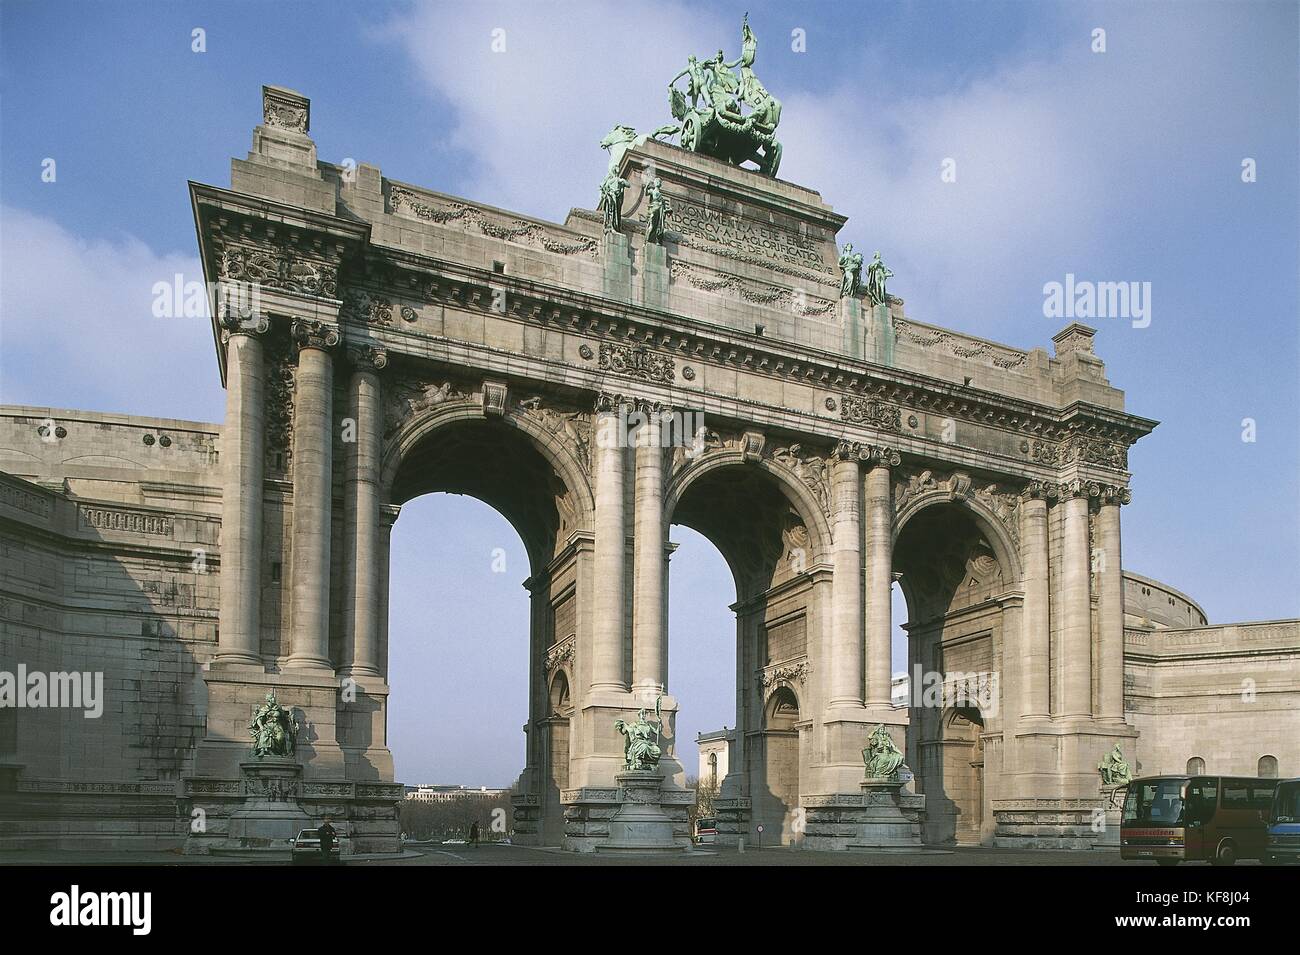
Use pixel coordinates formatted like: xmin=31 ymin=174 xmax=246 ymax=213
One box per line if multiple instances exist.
xmin=290 ymin=828 xmax=343 ymax=865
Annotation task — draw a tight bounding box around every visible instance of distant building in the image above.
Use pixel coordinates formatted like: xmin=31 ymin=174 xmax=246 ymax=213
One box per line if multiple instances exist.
xmin=696 ymin=729 xmax=734 ymax=790
xmin=891 ymin=672 xmax=910 ymax=710
xmin=405 ymin=785 xmax=510 ymax=803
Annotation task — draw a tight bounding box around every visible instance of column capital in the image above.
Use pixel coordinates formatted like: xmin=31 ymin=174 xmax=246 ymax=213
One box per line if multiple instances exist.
xmin=1098 ymin=483 xmax=1132 ymax=506
xmin=345 ymin=343 xmax=388 ymax=372
xmin=218 ymin=307 xmax=270 ymax=339
xmin=1020 ymin=480 xmax=1060 ymax=503
xmin=594 ymin=391 xmax=632 ymax=415
xmin=291 ymin=317 xmax=341 ymax=352
xmin=835 ymin=440 xmax=900 ymax=468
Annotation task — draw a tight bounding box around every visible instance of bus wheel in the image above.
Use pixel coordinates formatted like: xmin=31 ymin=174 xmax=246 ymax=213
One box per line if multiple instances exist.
xmin=1157 ymin=858 xmax=1179 ymax=867
xmin=1214 ymin=842 xmax=1237 ymax=866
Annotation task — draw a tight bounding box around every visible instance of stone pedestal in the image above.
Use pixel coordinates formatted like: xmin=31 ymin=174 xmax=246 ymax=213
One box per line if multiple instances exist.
xmin=803 ymin=778 xmax=927 ymax=851
xmin=868 ymin=302 xmax=895 ymax=366
xmin=847 ymin=779 xmax=925 ymax=850
xmin=1093 ymin=785 xmax=1125 ymax=848
xmin=227 ymin=757 xmax=311 ymax=848
xmin=596 ymin=771 xmax=689 ymax=855
xmin=642 ymin=242 xmax=669 ymax=310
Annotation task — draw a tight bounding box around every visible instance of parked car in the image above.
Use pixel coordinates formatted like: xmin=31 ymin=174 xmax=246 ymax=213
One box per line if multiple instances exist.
xmin=1266 ymin=778 xmax=1300 ymax=865
xmin=290 ymin=828 xmax=343 ymax=865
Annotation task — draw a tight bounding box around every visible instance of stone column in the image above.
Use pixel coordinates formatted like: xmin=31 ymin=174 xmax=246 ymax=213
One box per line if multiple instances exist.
xmin=341 ymin=345 xmax=387 ymax=678
xmin=864 ymin=449 xmax=898 ymax=709
xmin=632 ymin=405 xmax=665 ymax=691
xmin=1019 ymin=486 xmax=1051 ymax=720
xmin=1096 ymin=486 xmax=1129 ymax=722
xmin=1059 ymin=483 xmax=1093 ymax=717
xmin=828 ymin=448 xmax=863 ymax=708
xmin=216 ymin=314 xmax=269 ymax=665
xmin=591 ymin=401 xmax=628 ymax=691
xmin=287 ymin=319 xmax=339 ymax=671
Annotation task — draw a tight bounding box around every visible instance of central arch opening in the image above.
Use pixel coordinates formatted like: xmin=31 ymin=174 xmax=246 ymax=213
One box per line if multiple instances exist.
xmin=668 ymin=456 xmax=825 ymax=845
xmin=384 ymin=412 xmax=587 ymax=846
xmin=892 ymin=500 xmax=1010 ymax=846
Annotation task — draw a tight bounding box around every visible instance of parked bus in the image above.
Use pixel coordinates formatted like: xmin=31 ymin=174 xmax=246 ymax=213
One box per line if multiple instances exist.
xmin=1266 ymin=777 xmax=1300 ymax=865
xmin=694 ymin=816 xmax=718 ymax=845
xmin=1120 ymin=775 xmax=1277 ymax=865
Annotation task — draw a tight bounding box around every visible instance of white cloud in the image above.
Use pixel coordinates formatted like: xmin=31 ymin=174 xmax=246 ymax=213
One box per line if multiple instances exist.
xmin=379 ymin=3 xmax=1269 ymax=343
xmin=0 ymin=206 xmax=224 ymax=423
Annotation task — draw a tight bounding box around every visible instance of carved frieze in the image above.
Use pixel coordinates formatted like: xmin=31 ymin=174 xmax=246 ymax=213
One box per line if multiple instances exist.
xmin=545 ymin=637 xmax=575 ymax=674
xmin=516 ymin=396 xmax=593 ymax=477
xmin=217 ymin=245 xmax=338 ymax=299
xmin=598 ymin=343 xmax=675 ymax=383
xmin=839 ymin=394 xmax=902 ymax=432
xmin=389 ymin=185 xmax=598 ymax=257
xmin=1062 ymin=434 xmax=1128 ymax=470
xmin=768 ymin=443 xmax=831 ymax=519
xmin=382 ymin=377 xmax=470 ymax=439
xmin=262 ymin=86 xmax=309 ymax=133
xmin=760 ymin=659 xmax=810 ymax=693
xmin=893 ymin=318 xmax=1029 ymax=370
xmin=341 ymin=288 xmax=394 ymax=326
xmin=668 ymin=261 xmax=836 ymax=315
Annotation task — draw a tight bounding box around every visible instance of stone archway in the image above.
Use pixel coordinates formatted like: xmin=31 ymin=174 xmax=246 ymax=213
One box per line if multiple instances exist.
xmin=366 ymin=392 xmax=596 ymax=846
xmin=664 ymin=437 xmax=833 ymax=844
xmin=892 ymin=494 xmax=1014 ymax=846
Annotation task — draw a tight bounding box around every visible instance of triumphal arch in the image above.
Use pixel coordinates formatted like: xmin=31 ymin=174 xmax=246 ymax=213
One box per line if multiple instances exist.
xmin=171 ymin=22 xmax=1154 ymax=852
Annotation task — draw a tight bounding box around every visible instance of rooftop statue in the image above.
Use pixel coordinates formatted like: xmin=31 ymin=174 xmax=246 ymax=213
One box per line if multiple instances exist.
xmin=666 ymin=14 xmax=783 ymax=176
xmin=614 ymin=695 xmax=665 ymax=772
xmin=1098 ymin=744 xmax=1133 ymax=787
xmin=249 ymin=692 xmax=299 ymax=758
xmin=864 ymin=251 xmax=894 ymax=307
xmin=863 ymin=723 xmax=904 ymax=780
xmin=643 ymin=176 xmax=672 ymax=244
xmin=838 ymin=243 xmax=864 ymax=298
xmin=598 ymin=124 xmax=677 ymax=233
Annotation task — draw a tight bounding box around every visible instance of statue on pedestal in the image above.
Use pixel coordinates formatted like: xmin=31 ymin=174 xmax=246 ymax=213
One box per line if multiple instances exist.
xmin=865 ymin=251 xmax=894 ymax=307
xmin=598 ymin=174 xmax=627 ymax=233
xmin=248 ymin=692 xmax=299 ymax=758
xmin=1098 ymin=744 xmax=1133 ymax=787
xmin=863 ymin=723 xmax=904 ymax=780
xmin=838 ymin=243 xmax=863 ymax=298
xmin=615 ymin=696 xmax=664 ymax=771
xmin=643 ymin=176 xmax=672 ymax=244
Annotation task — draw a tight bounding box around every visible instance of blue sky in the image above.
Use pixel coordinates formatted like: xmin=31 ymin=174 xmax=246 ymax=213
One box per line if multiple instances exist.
xmin=1 ymin=0 xmax=1296 ymax=786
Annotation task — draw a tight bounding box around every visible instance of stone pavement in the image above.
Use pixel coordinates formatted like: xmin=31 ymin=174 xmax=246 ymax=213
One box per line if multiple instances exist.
xmin=0 ymin=842 xmax=1209 ymax=866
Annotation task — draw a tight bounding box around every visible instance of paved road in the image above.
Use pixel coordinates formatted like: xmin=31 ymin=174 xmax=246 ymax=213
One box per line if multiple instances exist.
xmin=5 ymin=842 xmax=1260 ymax=866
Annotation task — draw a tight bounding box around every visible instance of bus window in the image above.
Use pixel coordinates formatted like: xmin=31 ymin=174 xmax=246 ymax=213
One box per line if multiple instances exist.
xmin=1187 ymin=779 xmax=1217 ymax=824
xmin=1123 ymin=779 xmax=1185 ymax=826
xmin=1273 ymin=782 xmax=1300 ymax=823
xmin=1222 ymin=781 xmax=1251 ymax=808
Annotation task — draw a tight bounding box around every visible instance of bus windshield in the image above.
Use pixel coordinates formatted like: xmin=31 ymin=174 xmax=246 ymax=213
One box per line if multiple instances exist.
xmin=1273 ymin=782 xmax=1300 ymax=823
xmin=1123 ymin=778 xmax=1185 ymax=826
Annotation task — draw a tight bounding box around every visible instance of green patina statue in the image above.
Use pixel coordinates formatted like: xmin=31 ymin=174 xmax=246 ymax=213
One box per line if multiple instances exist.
xmin=598 ymin=174 xmax=628 ymax=233
xmin=838 ymin=243 xmax=864 ymax=298
xmin=1098 ymin=744 xmax=1133 ymax=787
xmin=249 ymin=692 xmax=299 ymax=758
xmin=615 ymin=696 xmax=665 ymax=771
xmin=863 ymin=723 xmax=905 ymax=780
xmin=665 ymin=14 xmax=783 ymax=176
xmin=643 ymin=176 xmax=671 ymax=244
xmin=865 ymin=251 xmax=894 ymax=307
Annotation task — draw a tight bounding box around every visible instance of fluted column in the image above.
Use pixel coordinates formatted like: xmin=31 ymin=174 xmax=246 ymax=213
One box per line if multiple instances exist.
xmin=1019 ymin=486 xmax=1051 ymax=720
xmin=341 ymin=345 xmax=387 ymax=678
xmin=591 ymin=400 xmax=628 ymax=691
xmin=632 ymin=405 xmax=665 ymax=691
xmin=864 ymin=450 xmax=897 ymax=709
xmin=287 ymin=319 xmax=339 ymax=671
xmin=828 ymin=448 xmax=863 ymax=708
xmin=1096 ymin=486 xmax=1129 ymax=722
xmin=216 ymin=313 xmax=269 ymax=665
xmin=1058 ymin=483 xmax=1093 ymax=717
